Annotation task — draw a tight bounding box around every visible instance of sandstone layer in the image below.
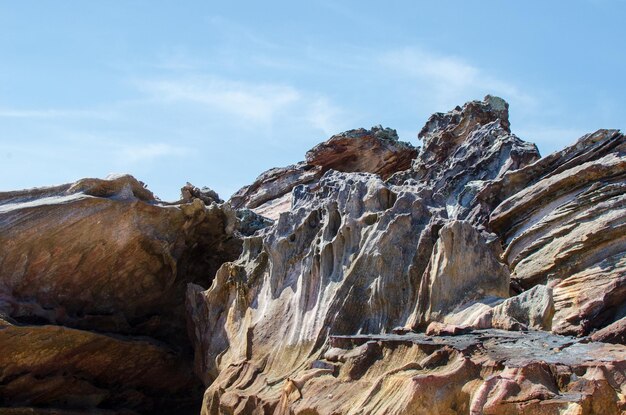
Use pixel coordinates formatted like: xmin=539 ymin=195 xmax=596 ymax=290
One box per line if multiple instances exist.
xmin=2 ymin=96 xmax=625 ymax=415
xmin=229 ymin=125 xmax=416 ymax=220
xmin=0 ymin=175 xmax=243 ymax=413
xmin=188 ymin=96 xmax=626 ymax=414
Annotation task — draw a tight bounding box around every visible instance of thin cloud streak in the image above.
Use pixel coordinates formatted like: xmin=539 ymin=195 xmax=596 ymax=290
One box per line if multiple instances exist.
xmin=116 ymin=142 xmax=190 ymax=163
xmin=0 ymin=108 xmax=116 ymax=120
xmin=136 ymin=77 xmax=301 ymax=123
xmin=379 ymin=47 xmax=537 ymax=110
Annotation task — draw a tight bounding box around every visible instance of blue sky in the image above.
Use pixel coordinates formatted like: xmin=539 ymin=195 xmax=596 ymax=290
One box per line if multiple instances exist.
xmin=1 ymin=1 xmax=624 ymax=201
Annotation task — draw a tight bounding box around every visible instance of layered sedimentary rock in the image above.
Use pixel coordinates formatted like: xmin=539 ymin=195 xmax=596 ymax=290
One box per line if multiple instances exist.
xmin=0 ymin=175 xmax=243 ymax=413
xmin=187 ymin=96 xmax=626 ymax=413
xmin=229 ymin=125 xmax=416 ymax=220
xmin=3 ymin=95 xmax=625 ymax=414
xmin=487 ymin=129 xmax=626 ymax=336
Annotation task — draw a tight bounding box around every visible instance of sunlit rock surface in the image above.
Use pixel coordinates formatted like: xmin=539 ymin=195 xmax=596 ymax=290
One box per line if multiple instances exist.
xmin=0 ymin=175 xmax=243 ymax=413
xmin=188 ymin=96 xmax=626 ymax=414
xmin=2 ymin=96 xmax=625 ymax=414
xmin=487 ymin=129 xmax=626 ymax=336
xmin=229 ymin=125 xmax=417 ymax=220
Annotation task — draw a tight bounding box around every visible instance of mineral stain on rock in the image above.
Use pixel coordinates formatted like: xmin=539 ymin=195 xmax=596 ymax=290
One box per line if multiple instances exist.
xmin=1 ymin=96 xmax=625 ymax=414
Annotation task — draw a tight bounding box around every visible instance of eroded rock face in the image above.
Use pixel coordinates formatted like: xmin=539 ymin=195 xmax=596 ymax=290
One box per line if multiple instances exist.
xmin=0 ymin=175 xmax=243 ymax=413
xmin=5 ymin=95 xmax=626 ymax=414
xmin=305 ymin=125 xmax=417 ymax=179
xmin=487 ymin=129 xmax=626 ymax=336
xmin=229 ymin=162 xmax=324 ymax=220
xmin=229 ymin=126 xmax=417 ymax=220
xmin=183 ymin=96 xmax=626 ymax=414
xmin=409 ymin=220 xmax=510 ymax=327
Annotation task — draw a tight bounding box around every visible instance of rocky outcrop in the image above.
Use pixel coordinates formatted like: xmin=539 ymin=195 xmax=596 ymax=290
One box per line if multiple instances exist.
xmin=409 ymin=220 xmax=510 ymax=327
xmin=305 ymin=125 xmax=417 ymax=179
xmin=487 ymin=129 xmax=626 ymax=336
xmin=389 ymin=95 xmax=541 ymax=223
xmin=229 ymin=126 xmax=417 ymax=220
xmin=591 ymin=317 xmax=626 ymax=344
xmin=185 ymin=96 xmax=626 ymax=413
xmin=3 ymin=95 xmax=625 ymax=414
xmin=229 ymin=162 xmax=324 ymax=220
xmin=0 ymin=175 xmax=243 ymax=413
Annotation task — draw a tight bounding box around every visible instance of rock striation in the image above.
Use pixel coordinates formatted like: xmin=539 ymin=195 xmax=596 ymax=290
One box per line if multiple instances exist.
xmin=487 ymin=129 xmax=626 ymax=337
xmin=2 ymin=96 xmax=625 ymax=414
xmin=229 ymin=125 xmax=416 ymax=220
xmin=0 ymin=175 xmax=243 ymax=413
xmin=186 ymin=96 xmax=626 ymax=414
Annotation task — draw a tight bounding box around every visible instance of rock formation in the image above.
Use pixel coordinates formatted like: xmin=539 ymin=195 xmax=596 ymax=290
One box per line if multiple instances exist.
xmin=1 ymin=96 xmax=625 ymax=414
xmin=229 ymin=125 xmax=416 ymax=220
xmin=187 ymin=96 xmax=626 ymax=414
xmin=0 ymin=175 xmax=243 ymax=413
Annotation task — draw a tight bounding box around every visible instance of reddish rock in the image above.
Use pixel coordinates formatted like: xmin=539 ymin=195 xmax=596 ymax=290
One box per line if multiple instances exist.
xmin=229 ymin=126 xmax=416 ymax=220
xmin=305 ymin=125 xmax=417 ymax=179
xmin=487 ymin=130 xmax=626 ymax=336
xmin=591 ymin=317 xmax=626 ymax=344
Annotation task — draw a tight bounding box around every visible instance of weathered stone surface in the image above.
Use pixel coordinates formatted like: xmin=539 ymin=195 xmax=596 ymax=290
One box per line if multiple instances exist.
xmin=229 ymin=126 xmax=417 ymax=220
xmin=409 ymin=220 xmax=510 ymax=327
xmin=491 ymin=284 xmax=555 ymax=330
xmin=5 ymin=95 xmax=626 ymax=414
xmin=0 ymin=320 xmax=196 ymax=412
xmin=305 ymin=125 xmax=417 ymax=179
xmin=591 ymin=317 xmax=626 ymax=345
xmin=188 ymin=97 xmax=594 ymax=413
xmin=0 ymin=175 xmax=242 ymax=413
xmin=389 ymin=95 xmax=541 ymax=223
xmin=179 ymin=182 xmax=223 ymax=205
xmin=229 ymin=162 xmax=323 ymax=220
xmin=200 ymin=329 xmax=626 ymax=414
xmin=487 ymin=129 xmax=626 ymax=336
xmin=442 ymin=285 xmax=555 ymax=332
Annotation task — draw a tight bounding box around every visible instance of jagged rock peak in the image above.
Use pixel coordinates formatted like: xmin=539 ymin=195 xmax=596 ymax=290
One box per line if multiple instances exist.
xmin=188 ymin=97 xmax=626 ymax=413
xmin=417 ymin=95 xmax=512 ymax=164
xmin=419 ymin=95 xmax=510 ymax=140
xmin=230 ymin=125 xmax=418 ymax=219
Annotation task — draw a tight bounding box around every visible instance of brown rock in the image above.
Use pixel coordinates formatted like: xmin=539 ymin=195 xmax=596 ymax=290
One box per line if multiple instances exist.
xmin=0 ymin=322 xmax=196 ymax=412
xmin=410 ymin=220 xmax=510 ymax=327
xmin=488 ymin=130 xmax=626 ymax=336
xmin=188 ymin=97 xmax=590 ymax=414
xmin=491 ymin=284 xmax=555 ymax=331
xmin=591 ymin=317 xmax=626 ymax=344
xmin=425 ymin=321 xmax=471 ymax=336
xmin=0 ymin=175 xmax=242 ymax=413
xmin=229 ymin=162 xmax=323 ymax=220
xmin=230 ymin=126 xmax=416 ymax=220
xmin=305 ymin=125 xmax=417 ymax=179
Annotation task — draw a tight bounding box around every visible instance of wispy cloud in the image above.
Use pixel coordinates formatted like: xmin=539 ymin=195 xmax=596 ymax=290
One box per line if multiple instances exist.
xmin=0 ymin=108 xmax=115 ymax=120
xmin=136 ymin=76 xmax=301 ymax=123
xmin=116 ymin=142 xmax=190 ymax=163
xmin=305 ymin=96 xmax=351 ymax=137
xmin=379 ymin=47 xmax=536 ymax=110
